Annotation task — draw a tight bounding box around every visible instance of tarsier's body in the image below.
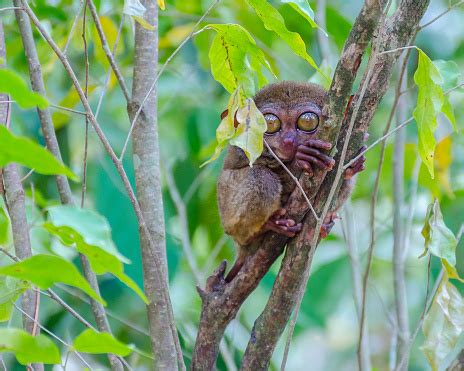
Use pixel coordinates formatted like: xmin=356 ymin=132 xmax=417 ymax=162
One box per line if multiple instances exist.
xmin=217 ymin=82 xmax=365 ymax=280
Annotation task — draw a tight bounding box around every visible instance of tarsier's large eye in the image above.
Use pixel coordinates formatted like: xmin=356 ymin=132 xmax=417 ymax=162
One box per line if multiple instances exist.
xmin=264 ymin=113 xmax=281 ymax=134
xmin=297 ymin=112 xmax=319 ymax=132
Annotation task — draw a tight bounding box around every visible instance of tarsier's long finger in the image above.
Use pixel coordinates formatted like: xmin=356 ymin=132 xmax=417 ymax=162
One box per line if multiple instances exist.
xmin=297 ymin=145 xmax=335 ymax=167
xmin=296 ymin=152 xmax=334 ymax=170
xmin=304 ymin=139 xmax=332 ymax=150
xmin=296 ymin=160 xmax=313 ymax=176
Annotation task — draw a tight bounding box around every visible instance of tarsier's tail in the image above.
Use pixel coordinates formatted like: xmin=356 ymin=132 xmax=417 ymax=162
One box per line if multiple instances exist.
xmin=225 ymin=256 xmax=245 ymax=283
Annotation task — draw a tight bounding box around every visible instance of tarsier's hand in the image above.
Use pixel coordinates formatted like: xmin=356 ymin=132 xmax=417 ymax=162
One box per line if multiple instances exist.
xmin=263 ymin=208 xmax=302 ymax=238
xmin=344 ymin=145 xmax=367 ymax=180
xmin=296 ymin=139 xmax=335 ymax=176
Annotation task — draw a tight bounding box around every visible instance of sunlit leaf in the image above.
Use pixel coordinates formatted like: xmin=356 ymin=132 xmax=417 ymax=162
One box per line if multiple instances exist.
xmin=73 ymin=329 xmax=132 ymax=356
xmin=230 ymin=98 xmax=267 ymax=164
xmin=421 ymin=200 xmax=462 ymax=281
xmin=0 ymin=254 xmax=105 ymax=305
xmin=413 ymin=49 xmax=444 ymax=178
xmin=0 ymin=277 xmax=28 ymax=322
xmin=201 ymin=88 xmax=244 ymax=167
xmin=422 ymin=279 xmax=464 ymax=371
xmin=0 ymin=126 xmax=78 ymax=181
xmin=0 ymin=70 xmax=48 ymax=109
xmin=435 ymin=137 xmax=454 ymax=198
xmin=93 ymin=17 xmax=121 ymax=67
xmin=245 ymin=0 xmax=322 ymax=75
xmin=206 ymin=24 xmax=274 ymax=96
xmin=0 ymin=328 xmax=61 ymax=365
xmin=159 ymin=23 xmax=195 ymax=49
xmin=157 ymin=0 xmax=166 ymax=10
xmin=123 ymin=0 xmax=155 ymax=30
xmin=281 ymin=0 xmax=326 ymax=35
xmin=44 ymin=206 xmax=148 ymax=303
xmin=0 ymin=206 xmax=10 ymax=245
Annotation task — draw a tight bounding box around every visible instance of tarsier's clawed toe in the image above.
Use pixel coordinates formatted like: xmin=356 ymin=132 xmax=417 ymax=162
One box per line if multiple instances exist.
xmin=296 ymin=139 xmax=335 ymax=176
xmin=265 ymin=208 xmax=302 ymax=237
xmin=344 ymin=145 xmax=367 ymax=180
xmin=319 ymin=213 xmax=339 ymax=239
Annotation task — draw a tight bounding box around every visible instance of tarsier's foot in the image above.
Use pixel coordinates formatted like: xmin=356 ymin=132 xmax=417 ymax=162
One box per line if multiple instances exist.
xmin=264 ymin=208 xmax=302 ymax=238
xmin=296 ymin=139 xmax=335 ymax=176
xmin=320 ymin=213 xmax=339 ymax=239
xmin=344 ymin=145 xmax=367 ymax=180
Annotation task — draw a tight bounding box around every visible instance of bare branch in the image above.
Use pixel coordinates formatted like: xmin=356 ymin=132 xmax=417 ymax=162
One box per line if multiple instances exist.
xmin=119 ymin=0 xmax=220 ymax=161
xmin=87 ymin=0 xmax=130 ymax=102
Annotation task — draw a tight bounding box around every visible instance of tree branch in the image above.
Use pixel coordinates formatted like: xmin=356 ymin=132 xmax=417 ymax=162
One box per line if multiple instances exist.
xmin=12 ymin=4 xmax=123 ymax=369
xmin=191 ymin=1 xmax=386 ymax=369
xmin=240 ymin=0 xmax=430 ymax=369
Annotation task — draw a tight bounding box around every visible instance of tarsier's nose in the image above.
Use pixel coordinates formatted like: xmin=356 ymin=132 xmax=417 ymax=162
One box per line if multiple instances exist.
xmin=278 ymin=133 xmax=297 ymax=161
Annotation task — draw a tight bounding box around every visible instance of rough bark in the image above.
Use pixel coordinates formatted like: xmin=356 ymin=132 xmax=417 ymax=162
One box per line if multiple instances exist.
xmin=191 ymin=1 xmax=385 ymax=369
xmin=12 ymin=6 xmax=123 ymax=370
xmin=127 ymin=1 xmax=182 ymax=369
xmin=0 ymin=20 xmax=43 ymax=371
xmin=240 ymin=1 xmax=430 ymax=369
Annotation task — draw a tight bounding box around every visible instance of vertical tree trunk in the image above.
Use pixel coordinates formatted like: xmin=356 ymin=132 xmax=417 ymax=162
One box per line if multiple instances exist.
xmin=0 ymin=21 xmax=44 ymax=371
xmin=128 ymin=1 xmax=182 ymax=369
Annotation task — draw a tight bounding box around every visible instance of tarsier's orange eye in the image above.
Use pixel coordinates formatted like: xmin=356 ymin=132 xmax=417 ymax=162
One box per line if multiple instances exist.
xmin=297 ymin=112 xmax=319 ymax=132
xmin=264 ymin=114 xmax=281 ymax=134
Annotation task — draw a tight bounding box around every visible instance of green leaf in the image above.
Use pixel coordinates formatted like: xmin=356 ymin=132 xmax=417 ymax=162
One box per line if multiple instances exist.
xmin=0 ymin=126 xmax=78 ymax=181
xmin=0 ymin=254 xmax=105 ymax=305
xmin=230 ymin=98 xmax=267 ymax=164
xmin=434 ymin=60 xmax=461 ymax=91
xmin=0 ymin=328 xmax=61 ymax=365
xmin=0 ymin=206 xmax=10 ymax=245
xmin=0 ymin=277 xmax=28 ymax=322
xmin=413 ymin=49 xmax=444 ymax=178
xmin=201 ymin=88 xmax=244 ymax=167
xmin=44 ymin=206 xmax=148 ymax=303
xmin=245 ymin=0 xmax=322 ymax=75
xmin=421 ymin=200 xmax=462 ymax=281
xmin=442 ymin=95 xmax=457 ymax=132
xmin=281 ymin=0 xmax=326 ymax=35
xmin=123 ymin=0 xmax=155 ymax=30
xmin=206 ymin=24 xmax=273 ymax=96
xmin=421 ymin=279 xmax=464 ymax=371
xmin=0 ymin=70 xmax=48 ymax=109
xmin=73 ymin=329 xmax=132 ymax=356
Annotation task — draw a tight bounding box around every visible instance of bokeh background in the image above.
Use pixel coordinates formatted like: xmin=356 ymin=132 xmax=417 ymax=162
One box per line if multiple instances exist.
xmin=1 ymin=0 xmax=463 ymax=369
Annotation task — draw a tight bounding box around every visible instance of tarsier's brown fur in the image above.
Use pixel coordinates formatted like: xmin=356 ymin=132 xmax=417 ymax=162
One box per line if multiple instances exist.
xmin=217 ymin=81 xmax=365 ymax=281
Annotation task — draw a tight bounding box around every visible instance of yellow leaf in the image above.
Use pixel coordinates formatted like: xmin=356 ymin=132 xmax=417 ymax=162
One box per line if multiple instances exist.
xmin=133 ymin=16 xmax=155 ymax=30
xmin=158 ymin=0 xmax=166 ymax=10
xmin=159 ymin=23 xmax=196 ymax=49
xmin=435 ymin=136 xmax=454 ymax=198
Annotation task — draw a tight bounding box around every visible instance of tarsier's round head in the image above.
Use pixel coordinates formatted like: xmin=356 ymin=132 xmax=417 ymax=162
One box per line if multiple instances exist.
xmin=254 ymin=81 xmax=327 ymax=162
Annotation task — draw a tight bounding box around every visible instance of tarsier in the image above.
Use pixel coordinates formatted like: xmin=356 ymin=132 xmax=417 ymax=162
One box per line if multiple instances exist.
xmin=217 ymin=81 xmax=366 ymax=281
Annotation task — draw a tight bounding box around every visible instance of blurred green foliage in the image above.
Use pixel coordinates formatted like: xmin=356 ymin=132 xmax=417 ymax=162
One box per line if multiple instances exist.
xmin=1 ymin=0 xmax=463 ymax=369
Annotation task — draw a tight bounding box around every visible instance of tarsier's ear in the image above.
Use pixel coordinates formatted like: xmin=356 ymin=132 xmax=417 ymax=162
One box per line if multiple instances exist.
xmin=220 ymin=109 xmax=239 ymax=128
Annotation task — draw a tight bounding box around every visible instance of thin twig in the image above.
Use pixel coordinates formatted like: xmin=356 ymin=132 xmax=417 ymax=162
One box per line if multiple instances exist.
xmin=63 ymin=0 xmax=85 ymax=55
xmin=419 ymin=0 xmax=464 ymax=29
xmin=396 ymin=224 xmax=464 ymax=370
xmin=119 ymin=0 xmax=220 ymax=161
xmin=14 ymin=303 xmax=93 ymax=370
xmin=0 ymin=7 xmax=22 ymax=12
xmin=49 ymin=104 xmax=87 ymax=116
xmin=20 ymin=1 xmax=182 ymax=366
xmin=81 ymin=0 xmax=90 ymax=208
xmin=87 ymin=1 xmax=130 ymax=101
xmin=95 ymin=15 xmax=125 ymax=119
xmin=164 ymin=163 xmax=202 ymax=283
xmin=264 ymin=140 xmax=319 ymax=221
